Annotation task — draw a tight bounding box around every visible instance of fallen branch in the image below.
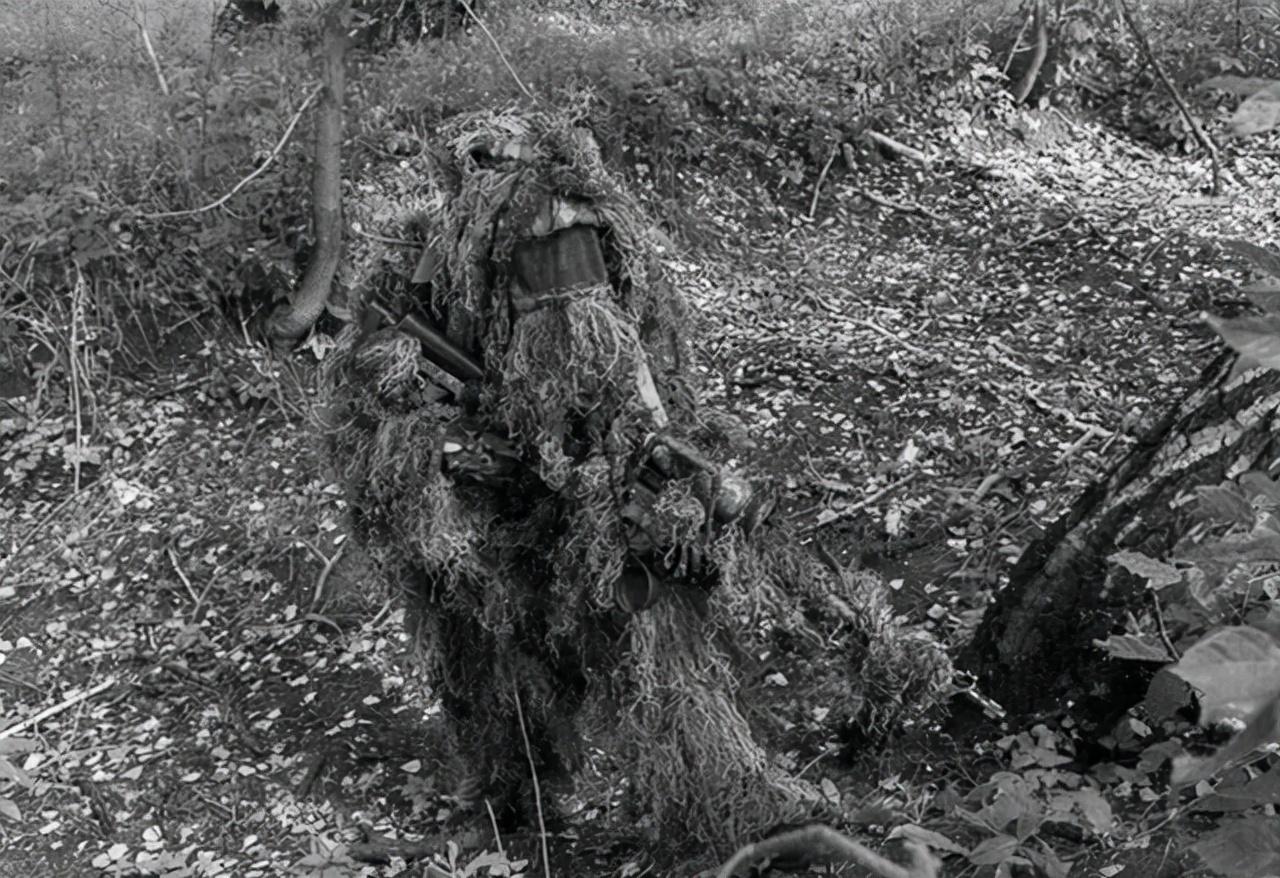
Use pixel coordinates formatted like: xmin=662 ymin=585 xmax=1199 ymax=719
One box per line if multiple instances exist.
xmin=346 ymin=834 xmax=441 ymax=866
xmin=1056 ymin=423 xmax=1104 ymax=463
xmin=864 ymin=130 xmax=929 ymax=165
xmin=803 ymin=471 xmax=919 ymax=534
xmin=855 ymin=317 xmax=932 ymax=358
xmin=855 ymin=188 xmax=946 ymax=222
xmin=714 ymin=825 xmax=940 ymax=878
xmin=295 ymin=749 xmax=330 ymax=799
xmin=142 ymin=83 xmax=322 ymax=219
xmin=1117 ymin=0 xmax=1221 ymax=195
xmin=1011 ymin=217 xmax=1075 ymax=251
xmin=0 ymin=679 xmax=116 ymax=739
xmin=1024 ymin=388 xmax=1121 ymax=440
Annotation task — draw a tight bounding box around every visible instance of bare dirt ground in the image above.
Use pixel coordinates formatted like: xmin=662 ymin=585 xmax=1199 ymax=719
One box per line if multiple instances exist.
xmin=2 ymin=106 xmax=1277 ymax=876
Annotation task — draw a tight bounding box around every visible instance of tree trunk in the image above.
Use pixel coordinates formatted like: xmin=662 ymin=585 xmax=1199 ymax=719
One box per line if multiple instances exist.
xmin=1011 ymin=0 xmax=1047 ymax=105
xmin=215 ymin=0 xmax=282 ymax=35
xmin=965 ymin=353 xmax=1280 ymax=716
xmin=348 ymin=0 xmax=475 ymax=48
xmin=264 ymin=0 xmax=349 ymax=350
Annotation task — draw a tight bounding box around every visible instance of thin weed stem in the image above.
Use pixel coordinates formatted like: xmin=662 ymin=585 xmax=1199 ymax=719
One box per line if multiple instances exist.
xmin=512 ymin=683 xmax=552 ymax=878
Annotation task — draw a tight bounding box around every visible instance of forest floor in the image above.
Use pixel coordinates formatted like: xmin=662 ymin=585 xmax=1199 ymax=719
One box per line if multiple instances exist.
xmin=2 ymin=95 xmax=1280 ymax=878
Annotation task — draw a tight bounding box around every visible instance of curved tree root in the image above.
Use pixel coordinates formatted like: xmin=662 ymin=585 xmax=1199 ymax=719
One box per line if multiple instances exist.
xmin=713 ymin=824 xmax=941 ymax=878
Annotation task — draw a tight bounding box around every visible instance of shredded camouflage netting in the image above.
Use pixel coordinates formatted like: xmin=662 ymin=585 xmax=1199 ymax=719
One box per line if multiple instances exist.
xmin=322 ymin=105 xmax=952 ymax=847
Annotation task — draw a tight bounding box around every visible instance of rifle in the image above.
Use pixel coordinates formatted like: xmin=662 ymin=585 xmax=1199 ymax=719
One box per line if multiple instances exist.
xmin=363 ymin=300 xmax=776 ymax=609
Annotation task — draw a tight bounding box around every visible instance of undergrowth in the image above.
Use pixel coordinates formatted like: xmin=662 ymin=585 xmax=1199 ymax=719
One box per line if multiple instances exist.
xmin=3 ymin=0 xmax=1270 ymax=398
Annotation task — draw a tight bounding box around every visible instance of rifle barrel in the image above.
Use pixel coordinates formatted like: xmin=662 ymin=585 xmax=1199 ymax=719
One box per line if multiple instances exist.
xmin=368 ymin=301 xmax=485 ymax=382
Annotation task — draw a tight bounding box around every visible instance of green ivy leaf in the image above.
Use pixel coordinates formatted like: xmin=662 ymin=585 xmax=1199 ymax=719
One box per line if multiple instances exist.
xmin=1199 ymin=75 xmax=1280 ymax=97
xmin=1136 ymin=740 xmax=1184 ymax=774
xmin=1189 ymin=533 xmax=1280 ymax=567
xmin=1228 ymin=83 xmax=1280 ymax=138
xmin=1194 ymin=765 xmax=1280 ymax=812
xmin=1192 ymin=816 xmax=1280 ymax=877
xmin=1023 ymin=842 xmax=1071 ymax=878
xmin=1239 ymin=471 xmax=1280 ymax=506
xmin=967 ymin=834 xmax=1019 ymax=866
xmin=1110 ymin=549 xmax=1183 ymax=588
xmin=1173 ymin=695 xmax=1280 ymax=787
xmin=1049 ymin=788 xmax=1114 ymax=833
xmin=1225 ymin=239 xmax=1280 ymax=279
xmin=1243 ymin=279 xmax=1280 ymax=315
xmin=1195 ymin=483 xmax=1257 ymax=526
xmin=1203 ymin=313 xmax=1280 ymax=372
xmin=0 ymin=737 xmax=38 ymax=757
xmin=1094 ymin=634 xmax=1173 ymax=662
xmin=1168 ymin=626 xmax=1280 ymax=722
xmin=0 ymin=757 xmax=32 ymax=790
xmin=887 ymin=824 xmax=968 ymax=856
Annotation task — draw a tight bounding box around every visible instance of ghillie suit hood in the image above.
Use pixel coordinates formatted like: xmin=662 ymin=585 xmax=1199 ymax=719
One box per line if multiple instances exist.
xmin=324 ymin=105 xmax=951 ymax=847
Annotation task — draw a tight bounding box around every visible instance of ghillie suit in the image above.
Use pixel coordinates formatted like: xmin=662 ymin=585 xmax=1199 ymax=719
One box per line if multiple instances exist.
xmin=324 ymin=106 xmax=951 ymax=847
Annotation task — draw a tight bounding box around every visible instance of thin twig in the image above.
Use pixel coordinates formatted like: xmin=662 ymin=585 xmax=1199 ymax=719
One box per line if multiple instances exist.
xmin=1011 ymin=217 xmax=1075 ymax=251
xmin=1125 ymin=806 xmax=1184 ymax=846
xmin=1151 ymin=589 xmax=1180 ymax=660
xmin=855 ymin=317 xmax=932 ymax=358
xmin=854 ymin=188 xmax=946 ymax=222
xmin=310 ymin=543 xmax=346 ymax=612
xmin=166 ymin=547 xmax=199 ymax=605
xmin=142 ymin=84 xmax=323 ymax=219
xmin=0 ymin=669 xmax=43 ymax=697
xmin=803 ymin=471 xmax=920 ymax=533
xmin=296 ymin=749 xmax=330 ymax=799
xmin=807 ymin=148 xmax=839 ymax=219
xmin=484 ymin=799 xmax=506 ymax=855
xmin=1116 ymin=0 xmax=1221 ymax=195
xmin=513 ymin=684 xmax=552 ymax=878
xmin=0 ymin=679 xmax=116 ymax=739
xmin=1056 ymin=423 xmax=1102 ymax=463
xmin=1002 ymin=6 xmax=1035 ymax=75
xmin=1138 ymin=228 xmax=1179 ymax=268
xmin=1024 ymin=388 xmax=1119 ymax=439
xmin=68 ymin=271 xmax=91 ymax=494
xmin=349 ymin=225 xmax=422 ymax=247
xmin=134 ymin=0 xmax=169 ymax=96
xmin=456 ymin=0 xmax=535 ymax=101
